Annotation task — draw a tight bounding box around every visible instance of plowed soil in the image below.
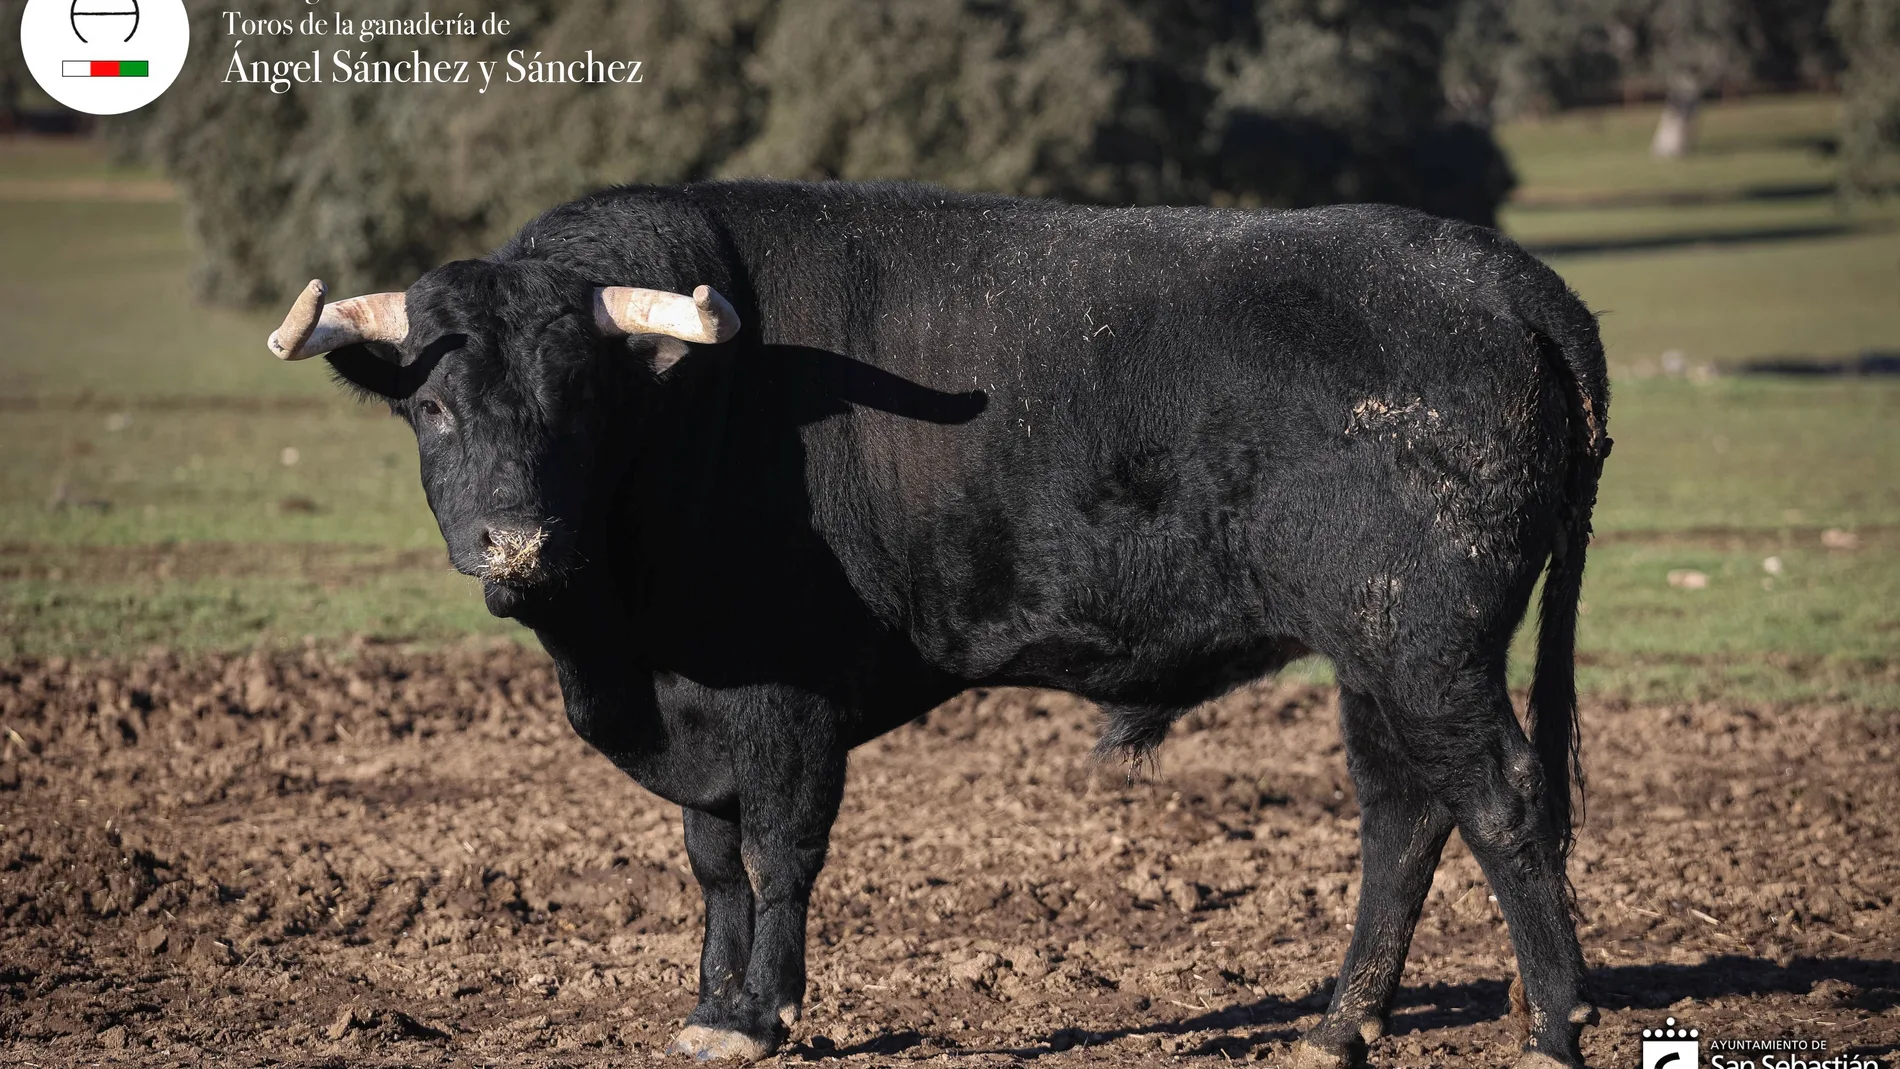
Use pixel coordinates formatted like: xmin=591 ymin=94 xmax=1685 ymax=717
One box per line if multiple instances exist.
xmin=2 ymin=641 xmax=1896 ymax=1067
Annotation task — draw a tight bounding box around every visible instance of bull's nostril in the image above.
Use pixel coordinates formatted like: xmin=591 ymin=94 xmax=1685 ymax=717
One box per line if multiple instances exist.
xmin=480 ymin=528 xmax=497 ymax=550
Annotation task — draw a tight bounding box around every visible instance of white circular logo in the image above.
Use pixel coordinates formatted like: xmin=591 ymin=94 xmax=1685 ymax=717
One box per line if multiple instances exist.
xmin=18 ymin=0 xmax=189 ymax=115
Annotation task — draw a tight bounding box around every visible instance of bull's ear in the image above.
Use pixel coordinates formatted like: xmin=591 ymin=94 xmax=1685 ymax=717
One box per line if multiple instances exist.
xmin=324 ymin=334 xmax=461 ymax=400
xmin=633 ymin=336 xmax=692 ymax=374
xmin=324 ymin=342 xmax=405 ymax=400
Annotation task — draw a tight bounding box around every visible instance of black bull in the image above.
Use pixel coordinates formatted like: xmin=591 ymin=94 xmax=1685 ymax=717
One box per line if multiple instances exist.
xmin=294 ymin=181 xmax=1611 ymax=1066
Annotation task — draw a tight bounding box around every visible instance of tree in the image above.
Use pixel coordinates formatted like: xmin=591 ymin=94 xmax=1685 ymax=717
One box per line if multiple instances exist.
xmin=124 ymin=0 xmax=1519 ymax=305
xmin=1439 ymin=0 xmax=1836 ymax=128
xmin=722 ymin=0 xmax=1134 ymax=201
xmin=122 ymin=0 xmax=770 ymax=303
xmin=1210 ymin=0 xmax=1516 ymax=223
xmin=1832 ymin=0 xmax=1900 ymax=192
xmin=1643 ymin=0 xmax=1759 ymax=157
xmin=1751 ymin=0 xmax=1842 ymax=89
xmin=0 ymin=0 xmax=21 ymax=131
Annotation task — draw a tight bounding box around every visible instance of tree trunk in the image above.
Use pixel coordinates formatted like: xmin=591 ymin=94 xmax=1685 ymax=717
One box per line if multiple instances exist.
xmin=1651 ymin=75 xmax=1702 ymax=158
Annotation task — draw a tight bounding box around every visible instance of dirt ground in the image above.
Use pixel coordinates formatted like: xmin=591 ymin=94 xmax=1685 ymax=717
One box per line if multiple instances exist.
xmin=2 ymin=641 xmax=1896 ymax=1068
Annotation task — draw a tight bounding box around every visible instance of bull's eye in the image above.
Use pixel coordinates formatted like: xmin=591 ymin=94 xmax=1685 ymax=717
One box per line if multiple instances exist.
xmin=412 ymin=397 xmax=451 ymax=433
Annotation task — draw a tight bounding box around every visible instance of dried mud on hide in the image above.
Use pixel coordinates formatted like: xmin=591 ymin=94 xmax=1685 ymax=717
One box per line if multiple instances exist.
xmin=1 ymin=643 xmax=1896 ymax=1066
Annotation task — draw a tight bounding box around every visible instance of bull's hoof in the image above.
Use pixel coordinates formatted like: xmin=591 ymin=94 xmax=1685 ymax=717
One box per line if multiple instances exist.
xmin=1284 ymin=1037 xmax=1366 ymax=1069
xmin=667 ymin=1024 xmax=776 ymax=1062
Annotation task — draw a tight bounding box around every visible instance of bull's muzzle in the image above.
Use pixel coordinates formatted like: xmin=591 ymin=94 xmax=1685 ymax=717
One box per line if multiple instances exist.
xmin=480 ymin=526 xmax=547 ymax=583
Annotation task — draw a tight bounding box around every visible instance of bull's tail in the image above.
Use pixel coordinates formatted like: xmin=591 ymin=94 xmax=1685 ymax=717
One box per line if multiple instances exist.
xmin=1519 ymin=273 xmax=1611 ymax=858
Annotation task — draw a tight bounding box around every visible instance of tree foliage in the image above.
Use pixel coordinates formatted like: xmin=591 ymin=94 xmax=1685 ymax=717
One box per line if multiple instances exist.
xmin=0 ymin=0 xmax=21 ymax=126
xmin=124 ymin=0 xmax=769 ymax=302
xmin=1832 ymin=0 xmax=1900 ymax=191
xmin=122 ymin=0 xmax=1524 ymax=305
xmin=1441 ymin=0 xmax=1838 ymax=122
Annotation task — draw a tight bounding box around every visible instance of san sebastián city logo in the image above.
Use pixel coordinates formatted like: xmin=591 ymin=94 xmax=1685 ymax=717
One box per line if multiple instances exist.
xmin=17 ymin=0 xmax=189 ymax=114
xmin=1643 ymin=1017 xmax=1701 ymax=1069
xmin=1640 ymin=1016 xmax=1887 ymax=1069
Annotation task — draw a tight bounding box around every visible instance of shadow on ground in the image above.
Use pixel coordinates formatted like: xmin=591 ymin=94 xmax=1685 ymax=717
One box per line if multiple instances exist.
xmin=1524 ymin=221 xmax=1886 ymax=257
xmin=786 ymin=955 xmax=1900 ymax=1061
xmin=1512 ymin=180 xmax=1844 ymax=210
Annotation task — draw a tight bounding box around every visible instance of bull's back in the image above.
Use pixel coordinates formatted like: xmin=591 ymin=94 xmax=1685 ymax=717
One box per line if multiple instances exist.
xmin=702 ymin=184 xmax=1571 ymax=690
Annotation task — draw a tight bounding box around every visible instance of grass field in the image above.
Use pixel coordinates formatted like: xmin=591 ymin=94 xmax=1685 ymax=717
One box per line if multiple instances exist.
xmin=1 ymin=94 xmax=1896 ymax=708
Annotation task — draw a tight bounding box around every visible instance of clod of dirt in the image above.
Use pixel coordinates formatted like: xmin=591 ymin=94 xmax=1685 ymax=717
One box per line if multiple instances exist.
xmin=1806 ymin=978 xmax=1861 ymax=1007
xmin=949 ymin=951 xmax=1002 ymax=989
xmin=1666 ymin=568 xmax=1710 ymax=589
xmin=1166 ymin=876 xmax=1205 ymax=913
xmin=134 ymin=927 xmax=167 ymax=955
xmin=326 ymin=1006 xmax=369 ymax=1040
xmin=321 ymin=1004 xmax=450 ymax=1043
xmin=190 ymin=935 xmax=238 ymax=965
xmin=521 ymin=973 xmax=559 ymax=998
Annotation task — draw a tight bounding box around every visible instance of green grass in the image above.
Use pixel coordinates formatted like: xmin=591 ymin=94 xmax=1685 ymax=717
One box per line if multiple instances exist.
xmin=0 ymin=198 xmax=305 ymax=399
xmin=1499 ymin=94 xmax=1844 ymax=200
xmin=0 ymin=140 xmax=525 ymax=653
xmin=0 ymin=136 xmax=162 ymax=184
xmin=1488 ymin=95 xmax=1900 ymax=708
xmin=0 ymin=98 xmax=1897 ymax=708
xmin=0 ymin=569 xmax=510 ymax=658
xmin=1563 ymin=231 xmax=1900 ymax=373
xmin=0 ymin=407 xmax=437 ymax=546
xmin=1592 ymin=377 xmax=1900 ymax=534
xmin=1507 ymin=374 xmax=1900 ymax=706
xmin=1497 ymin=95 xmax=1900 ymax=369
xmin=1563 ymin=533 xmax=1900 ymax=705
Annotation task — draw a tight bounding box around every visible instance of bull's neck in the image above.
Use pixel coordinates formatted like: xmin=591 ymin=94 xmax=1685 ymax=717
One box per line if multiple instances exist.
xmin=522 ymin=583 xmax=673 ymax=766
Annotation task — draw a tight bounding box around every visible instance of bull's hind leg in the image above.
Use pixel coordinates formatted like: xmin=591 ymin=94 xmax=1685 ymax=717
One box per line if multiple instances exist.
xmin=1389 ymin=664 xmax=1592 ymax=1069
xmin=1290 ymin=689 xmax=1455 ymax=1069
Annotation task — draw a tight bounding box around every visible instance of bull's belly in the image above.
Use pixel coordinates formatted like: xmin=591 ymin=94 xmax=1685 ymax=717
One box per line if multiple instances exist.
xmin=972 ymin=628 xmax=1311 ymax=713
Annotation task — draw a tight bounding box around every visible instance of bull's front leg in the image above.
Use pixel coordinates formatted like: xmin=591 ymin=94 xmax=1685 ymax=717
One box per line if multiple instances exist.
xmin=670 ymin=808 xmax=756 ymax=1057
xmin=668 ymin=691 xmax=847 ymax=1061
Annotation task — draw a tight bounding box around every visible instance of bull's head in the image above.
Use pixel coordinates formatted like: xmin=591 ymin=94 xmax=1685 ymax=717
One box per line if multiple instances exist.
xmin=268 ymin=261 xmax=740 ymax=619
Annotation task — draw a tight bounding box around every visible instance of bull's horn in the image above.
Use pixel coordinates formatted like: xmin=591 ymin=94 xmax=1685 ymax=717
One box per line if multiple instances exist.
xmin=592 ymin=284 xmax=739 ymax=344
xmin=266 ymin=280 xmax=409 ymax=360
